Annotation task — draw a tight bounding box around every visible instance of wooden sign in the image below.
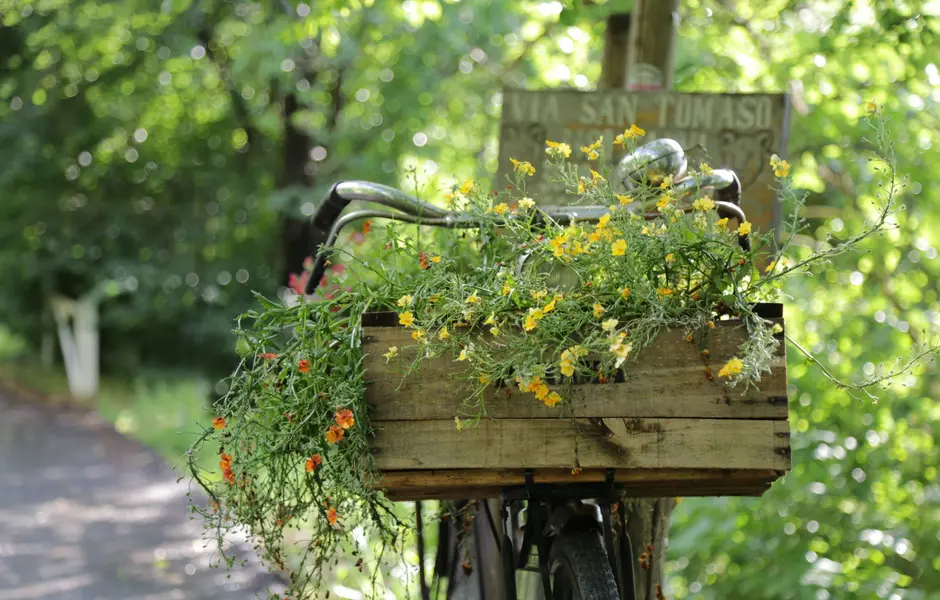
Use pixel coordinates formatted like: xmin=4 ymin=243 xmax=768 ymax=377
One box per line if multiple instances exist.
xmin=496 ymin=89 xmax=791 ymax=238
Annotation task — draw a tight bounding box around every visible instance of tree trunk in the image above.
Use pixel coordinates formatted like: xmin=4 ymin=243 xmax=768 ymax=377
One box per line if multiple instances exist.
xmin=623 ymin=498 xmax=677 ymax=599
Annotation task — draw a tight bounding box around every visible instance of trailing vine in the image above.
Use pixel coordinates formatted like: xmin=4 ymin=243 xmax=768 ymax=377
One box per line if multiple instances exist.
xmin=186 ymin=109 xmax=933 ymax=598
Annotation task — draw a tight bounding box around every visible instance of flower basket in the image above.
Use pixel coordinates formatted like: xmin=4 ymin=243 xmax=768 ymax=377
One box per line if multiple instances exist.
xmin=363 ymin=303 xmax=790 ymax=501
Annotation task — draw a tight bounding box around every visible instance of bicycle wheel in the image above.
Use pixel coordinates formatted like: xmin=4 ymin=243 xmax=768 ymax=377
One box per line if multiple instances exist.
xmin=548 ymin=530 xmax=620 ymax=600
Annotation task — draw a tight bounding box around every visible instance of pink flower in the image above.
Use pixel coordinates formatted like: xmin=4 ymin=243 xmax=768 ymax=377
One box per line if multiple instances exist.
xmin=288 ymin=272 xmax=310 ymax=295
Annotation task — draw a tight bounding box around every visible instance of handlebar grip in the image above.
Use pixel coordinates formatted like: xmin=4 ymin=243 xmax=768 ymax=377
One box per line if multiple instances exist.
xmin=306 ymin=182 xmax=351 ymax=295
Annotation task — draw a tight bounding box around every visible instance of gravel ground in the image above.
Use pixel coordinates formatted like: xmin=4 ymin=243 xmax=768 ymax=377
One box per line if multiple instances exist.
xmin=0 ymin=389 xmax=285 ymax=600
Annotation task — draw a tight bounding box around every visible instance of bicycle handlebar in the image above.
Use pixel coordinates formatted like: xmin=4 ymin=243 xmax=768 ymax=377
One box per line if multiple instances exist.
xmin=304 ymin=140 xmax=751 ymax=295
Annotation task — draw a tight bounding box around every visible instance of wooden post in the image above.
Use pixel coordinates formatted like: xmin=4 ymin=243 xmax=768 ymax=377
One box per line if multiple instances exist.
xmin=600 ymin=13 xmax=631 ymax=89
xmin=603 ymin=2 xmax=681 ymax=599
xmin=625 ymin=0 xmax=679 ymax=91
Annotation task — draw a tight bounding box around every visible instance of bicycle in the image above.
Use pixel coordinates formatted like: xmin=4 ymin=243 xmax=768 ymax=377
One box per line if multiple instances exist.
xmin=303 ymin=138 xmax=752 ymax=600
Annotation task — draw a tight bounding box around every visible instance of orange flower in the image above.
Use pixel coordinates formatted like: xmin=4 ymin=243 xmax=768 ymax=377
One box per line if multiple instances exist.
xmin=325 ymin=425 xmax=345 ymax=444
xmin=419 ymin=251 xmax=430 ymax=270
xmin=212 ymin=417 xmax=226 ymax=430
xmin=220 ymin=453 xmax=235 ymax=484
xmin=327 ymin=506 xmax=339 ymax=526
xmin=335 ymin=408 xmax=355 ymax=430
xmin=298 ymin=359 xmax=311 ymax=373
xmin=257 ymin=352 xmax=278 ymax=360
xmin=305 ymin=454 xmax=323 ymax=473
xmin=363 ymin=220 xmax=372 ymax=234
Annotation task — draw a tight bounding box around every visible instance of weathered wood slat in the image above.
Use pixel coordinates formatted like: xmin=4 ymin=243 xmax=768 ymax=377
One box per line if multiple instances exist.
xmin=377 ymin=467 xmax=783 ymax=489
xmin=364 ymin=317 xmax=787 ymax=421
xmin=371 ymin=418 xmax=791 ymax=471
xmin=384 ymin=483 xmax=771 ymax=501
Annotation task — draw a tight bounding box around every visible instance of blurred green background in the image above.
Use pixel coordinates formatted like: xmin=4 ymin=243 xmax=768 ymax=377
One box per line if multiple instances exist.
xmin=1 ymin=0 xmax=938 ymax=598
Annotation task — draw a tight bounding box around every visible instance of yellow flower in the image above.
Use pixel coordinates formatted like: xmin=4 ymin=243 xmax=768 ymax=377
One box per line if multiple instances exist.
xmin=382 ymin=346 xmax=399 ymax=361
xmin=479 ymin=374 xmax=490 ymax=385
xmin=559 ymin=357 xmax=575 ymax=377
xmin=769 ymin=154 xmax=790 ymax=178
xmin=716 ymin=217 xmax=729 ymax=228
xmin=459 ymin=180 xmax=474 ymax=194
xmin=659 ymin=175 xmax=674 ymax=189
xmin=577 ymin=178 xmax=588 ymax=194
xmin=466 ymin=292 xmax=480 ymax=304
xmin=666 ymin=253 xmax=675 ymax=263
xmin=490 ymin=202 xmax=510 ymax=215
xmin=397 ymin=295 xmax=413 ymax=307
xmin=550 ymin=234 xmax=568 ymax=257
xmin=698 ymin=162 xmax=712 ymax=174
xmin=693 ymin=197 xmax=715 ymax=211
xmin=580 ymin=137 xmax=602 ymax=160
xmin=510 ymin=158 xmax=536 ymax=176
xmin=429 ymin=293 xmax=441 ymax=303
xmin=399 ymin=311 xmax=415 ymax=327
xmin=765 ymin=260 xmax=776 ymax=273
xmin=412 ymin=329 xmax=426 ymax=340
xmin=431 ymin=255 xmax=441 ymax=263
xmin=718 ymin=357 xmax=744 ymax=378
xmin=518 ymin=197 xmax=536 ymax=210
xmin=591 ymin=169 xmax=605 ymax=184
xmin=613 ymin=125 xmax=645 ymax=146
xmin=532 ymin=383 xmax=550 ymax=401
xmin=438 ymin=327 xmax=450 ymax=340
xmin=657 ymin=288 xmax=674 ymax=296
xmin=609 ymin=340 xmax=633 ymax=367
xmin=616 ymin=194 xmax=634 ymax=206
xmin=597 ymin=213 xmax=611 ymax=229
xmin=501 ymin=282 xmax=512 ymax=296
xmin=545 ymin=140 xmax=572 ymax=159
xmin=737 ymin=221 xmax=752 ymax=236
xmin=484 ymin=312 xmax=497 ymax=325
xmin=531 ymin=289 xmax=548 ymax=300
xmin=593 ymin=303 xmax=606 ymax=318
xmin=457 ymin=347 xmax=470 ymax=361
xmin=707 ymin=320 xmax=716 ymax=329
xmin=620 ymin=287 xmax=631 ymax=299
xmin=612 ymin=239 xmax=627 ymax=256
xmin=544 ymin=392 xmax=562 ymax=407
xmin=490 ymin=326 xmax=500 ymax=337
xmin=601 ymin=318 xmax=618 ymax=332
xmin=543 ymin=298 xmax=557 ymax=313
xmin=523 ymin=308 xmax=544 ymax=331
xmin=865 ymin=99 xmax=877 ymax=114
xmin=656 ymin=193 xmax=673 ymax=210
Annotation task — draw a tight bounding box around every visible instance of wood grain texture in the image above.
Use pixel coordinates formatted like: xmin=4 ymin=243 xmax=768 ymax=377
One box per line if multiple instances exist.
xmin=377 ymin=467 xmax=783 ymax=489
xmin=371 ymin=418 xmax=791 ymax=471
xmin=363 ymin=318 xmax=787 ymax=421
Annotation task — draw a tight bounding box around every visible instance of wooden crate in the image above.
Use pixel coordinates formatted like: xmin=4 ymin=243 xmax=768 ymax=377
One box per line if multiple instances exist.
xmin=362 ymin=306 xmax=790 ymax=500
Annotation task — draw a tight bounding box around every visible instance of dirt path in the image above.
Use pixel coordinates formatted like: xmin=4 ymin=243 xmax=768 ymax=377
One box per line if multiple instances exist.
xmin=0 ymin=389 xmax=284 ymax=599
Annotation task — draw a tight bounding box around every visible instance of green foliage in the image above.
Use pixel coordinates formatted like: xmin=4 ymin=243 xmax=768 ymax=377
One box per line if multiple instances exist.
xmin=665 ymin=3 xmax=940 ymax=598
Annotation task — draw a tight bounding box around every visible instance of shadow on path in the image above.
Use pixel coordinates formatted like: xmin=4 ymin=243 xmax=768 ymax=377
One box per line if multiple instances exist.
xmin=0 ymin=389 xmax=284 ymax=599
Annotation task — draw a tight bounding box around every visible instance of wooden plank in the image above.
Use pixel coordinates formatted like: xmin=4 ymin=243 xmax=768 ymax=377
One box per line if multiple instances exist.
xmin=371 ymin=419 xmax=791 ymax=472
xmin=377 ymin=467 xmax=783 ymax=489
xmin=364 ymin=318 xmax=787 ymax=421
xmin=384 ymin=483 xmax=772 ymax=502
xmin=496 ymin=89 xmax=791 ymax=245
